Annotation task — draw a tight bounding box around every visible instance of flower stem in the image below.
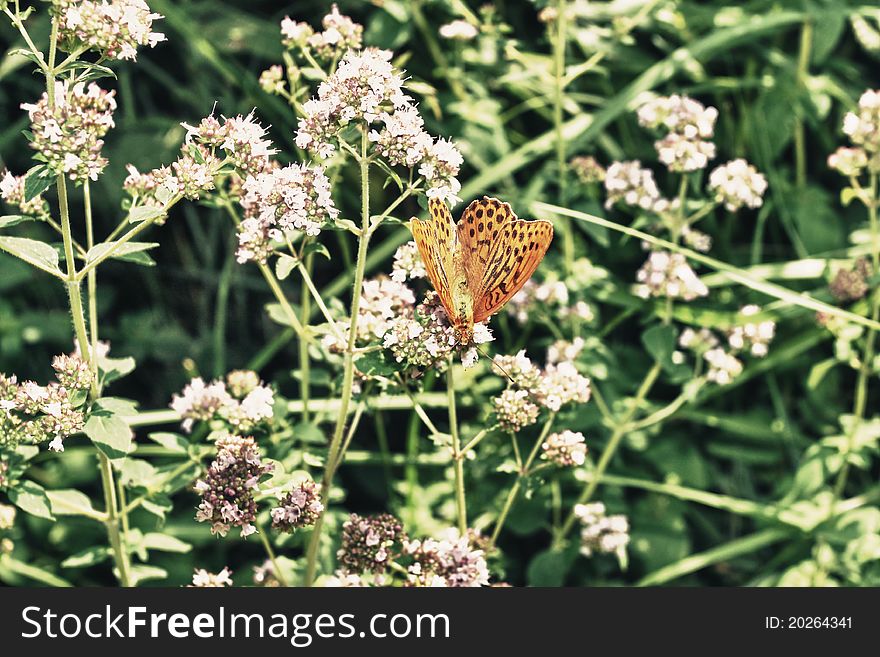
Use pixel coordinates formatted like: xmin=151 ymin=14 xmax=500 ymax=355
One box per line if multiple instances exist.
xmin=553 ymin=0 xmax=574 ymax=276
xmin=303 ymin=128 xmax=373 ymax=585
xmin=555 ymin=362 xmax=662 ymax=546
xmin=255 ymin=519 xmax=289 ymax=587
xmin=447 ymin=357 xmax=467 ymax=534
xmin=299 ymin=253 xmax=313 ymax=423
xmin=834 ymin=174 xmax=879 ymax=499
xmin=489 ymin=414 xmax=556 ymax=548
xmin=98 ymin=452 xmax=132 ymax=586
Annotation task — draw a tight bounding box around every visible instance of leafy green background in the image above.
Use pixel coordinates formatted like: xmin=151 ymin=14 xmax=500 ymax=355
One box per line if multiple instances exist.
xmin=1 ymin=0 xmax=879 ymax=586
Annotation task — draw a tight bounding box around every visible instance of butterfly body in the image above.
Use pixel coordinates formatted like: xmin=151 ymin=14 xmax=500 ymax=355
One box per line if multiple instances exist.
xmin=409 ymin=196 xmax=554 ymax=345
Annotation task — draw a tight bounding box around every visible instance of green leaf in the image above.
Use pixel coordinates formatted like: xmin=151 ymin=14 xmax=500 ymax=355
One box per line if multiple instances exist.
xmin=47 ymin=489 xmax=101 ymax=519
xmin=61 ymin=547 xmax=111 ymax=569
xmin=129 ymin=564 xmax=168 ymax=586
xmin=641 ymin=324 xmax=676 ymax=363
xmin=276 ymin=253 xmax=297 ymax=280
xmin=98 ymin=355 xmax=136 ymax=385
xmin=526 ymin=548 xmax=574 ymax=586
xmin=0 ymin=214 xmax=39 ymax=229
xmin=303 ymin=241 xmax=331 ymax=260
xmin=86 ymin=241 xmax=159 ymax=265
xmin=141 ymin=533 xmax=191 ymax=554
xmin=355 ymin=350 xmax=398 ymax=377
xmin=84 ymin=399 xmax=134 ymax=459
xmin=147 ymin=431 xmax=188 ymax=453
xmin=23 ymin=165 xmax=54 ymax=202
xmin=0 ymin=235 xmax=62 ymax=277
xmin=9 ymin=480 xmax=54 ymax=520
xmin=127 ymin=205 xmax=167 ymax=224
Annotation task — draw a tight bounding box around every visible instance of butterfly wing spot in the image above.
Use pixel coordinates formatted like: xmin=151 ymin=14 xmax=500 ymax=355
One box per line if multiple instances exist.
xmin=411 ymin=198 xmax=458 ymax=321
xmin=473 ymin=218 xmax=554 ymax=323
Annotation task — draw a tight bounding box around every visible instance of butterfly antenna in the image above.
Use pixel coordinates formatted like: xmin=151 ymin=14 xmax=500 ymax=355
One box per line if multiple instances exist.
xmin=476 ymin=345 xmax=515 ymax=384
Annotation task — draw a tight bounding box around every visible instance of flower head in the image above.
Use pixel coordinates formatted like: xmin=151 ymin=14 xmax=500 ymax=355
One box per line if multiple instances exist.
xmin=296 ymin=48 xmax=409 ymax=158
xmin=570 ymin=155 xmax=606 ymax=183
xmin=574 ymin=502 xmax=630 ymax=558
xmin=635 ymin=250 xmax=708 ymax=301
xmin=542 ymin=430 xmax=587 ymax=467
xmin=0 ymin=170 xmax=50 ymax=218
xmin=604 ymin=160 xmax=666 ymax=211
xmin=708 ymin=159 xmax=768 ymax=211
xmin=638 ymin=95 xmax=717 ymax=172
xmin=337 ymin=513 xmax=407 ymax=574
xmin=171 ymin=373 xmax=274 ymax=433
xmin=194 ymin=435 xmax=273 ymax=538
xmin=404 ymin=529 xmax=490 ymax=587
xmin=390 ymin=241 xmax=427 ymax=282
xmin=237 ymin=164 xmax=337 ymax=263
xmin=58 ymin=0 xmax=165 ymax=61
xmin=270 ymin=480 xmax=323 ymax=532
xmin=22 ymin=81 xmax=116 ymax=182
xmin=189 ymin=567 xmax=233 ymax=587
xmin=843 ymin=89 xmax=880 ymax=153
xmin=704 ymin=347 xmax=743 ymax=385
xmin=439 ymin=20 xmax=479 ymax=41
xmin=727 ymin=305 xmax=775 ymax=357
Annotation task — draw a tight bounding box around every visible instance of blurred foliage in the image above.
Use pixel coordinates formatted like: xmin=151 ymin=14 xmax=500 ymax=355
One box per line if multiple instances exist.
xmin=2 ymin=0 xmax=880 ymax=587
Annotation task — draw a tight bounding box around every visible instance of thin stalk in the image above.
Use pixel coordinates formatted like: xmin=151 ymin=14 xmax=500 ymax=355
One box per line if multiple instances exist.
xmin=84 ymin=181 xmax=100 ymax=388
xmin=793 ymin=20 xmax=812 ymax=188
xmin=98 ymin=453 xmax=132 ymax=586
xmin=299 ymin=253 xmax=313 ymax=423
xmin=448 ymin=358 xmax=467 ymax=534
xmin=834 ymin=175 xmax=879 ymax=499
xmin=555 ymin=362 xmax=662 ymax=545
xmin=303 ymin=128 xmax=372 ymax=585
xmin=489 ymin=414 xmax=556 ymax=547
xmin=255 ymin=519 xmax=289 ymax=587
xmin=553 ymin=0 xmax=574 ymax=275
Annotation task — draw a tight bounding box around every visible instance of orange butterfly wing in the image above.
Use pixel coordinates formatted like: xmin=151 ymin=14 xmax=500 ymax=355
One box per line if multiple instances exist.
xmin=455 ymin=196 xmax=516 ymax=291
xmin=409 ymin=198 xmax=457 ymax=319
xmin=472 ymin=218 xmax=554 ymax=323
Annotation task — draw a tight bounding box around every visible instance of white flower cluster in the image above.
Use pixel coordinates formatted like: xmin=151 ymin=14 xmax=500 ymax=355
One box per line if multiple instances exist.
xmin=281 ymin=4 xmax=363 ymax=58
xmin=703 ymin=347 xmax=743 ymax=385
xmin=727 ymin=304 xmax=775 ymax=358
xmin=58 ymin=0 xmax=165 ymax=61
xmin=403 ymin=529 xmax=490 ymax=587
xmin=574 ymin=502 xmax=630 ymax=558
xmin=708 ymin=159 xmax=768 ymax=211
xmin=189 ymin=567 xmax=233 ymax=588
xmin=390 ymin=241 xmax=427 ymax=283
xmin=507 ymin=278 xmax=591 ymax=324
xmin=236 ymin=163 xmax=338 ymax=263
xmin=296 ymin=48 xmax=409 ymax=158
xmin=678 ymin=327 xmax=718 ymax=354
xmin=22 ymin=81 xmax=116 ymax=182
xmin=604 ymin=160 xmax=671 ymax=212
xmin=439 ymin=20 xmax=479 ymax=41
xmin=635 ymin=250 xmax=708 ymax=301
xmin=542 ymin=430 xmax=587 ymax=467
xmin=843 ymin=89 xmax=880 ymax=153
xmin=0 ymin=170 xmax=50 ymax=219
xmin=638 ymin=95 xmax=718 ymax=172
xmin=296 ymin=48 xmax=463 ymax=202
xmin=491 ymin=350 xmax=590 ymax=431
xmin=829 ymin=89 xmax=880 ymax=176
xmin=547 ymin=337 xmax=586 ymax=365
xmin=170 ymin=370 xmax=274 ymax=433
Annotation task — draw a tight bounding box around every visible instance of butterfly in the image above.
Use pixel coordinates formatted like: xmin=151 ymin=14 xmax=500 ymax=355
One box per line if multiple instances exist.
xmin=409 ymin=196 xmax=554 ymax=345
